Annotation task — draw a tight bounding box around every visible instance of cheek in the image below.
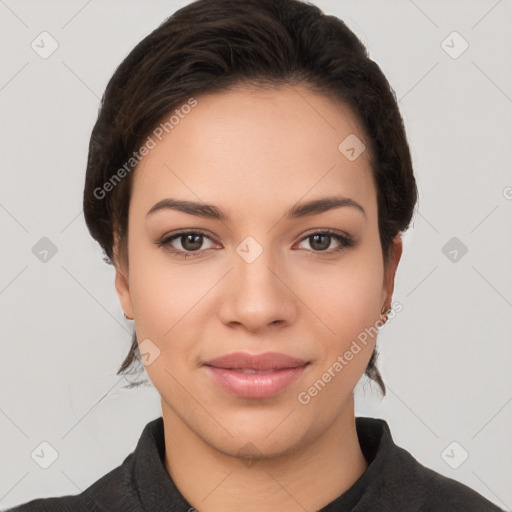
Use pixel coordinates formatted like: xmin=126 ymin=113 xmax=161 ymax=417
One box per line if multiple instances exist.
xmin=129 ymin=262 xmax=202 ymax=339
xmin=295 ymin=254 xmax=384 ymax=402
xmin=296 ymin=265 xmax=383 ymax=410
xmin=126 ymin=240 xmax=225 ymax=372
xmin=301 ymin=249 xmax=384 ymax=341
xmin=127 ymin=262 xmax=199 ymax=394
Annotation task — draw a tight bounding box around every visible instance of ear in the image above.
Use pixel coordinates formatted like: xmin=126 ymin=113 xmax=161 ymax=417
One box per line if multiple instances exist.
xmin=381 ymin=234 xmax=403 ymax=307
xmin=115 ymin=263 xmax=134 ymax=320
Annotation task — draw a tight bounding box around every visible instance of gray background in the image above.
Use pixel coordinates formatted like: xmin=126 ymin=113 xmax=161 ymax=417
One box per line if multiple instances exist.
xmin=1 ymin=0 xmax=511 ymax=509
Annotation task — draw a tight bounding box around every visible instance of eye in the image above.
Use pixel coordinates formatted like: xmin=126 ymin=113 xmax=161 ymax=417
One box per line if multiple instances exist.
xmin=156 ymin=230 xmax=219 ymax=258
xmin=156 ymin=228 xmax=355 ymax=259
xmin=296 ymin=230 xmax=354 ymax=254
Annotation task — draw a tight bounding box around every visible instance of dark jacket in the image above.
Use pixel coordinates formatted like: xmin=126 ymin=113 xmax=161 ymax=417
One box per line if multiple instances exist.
xmin=5 ymin=416 xmax=503 ymax=512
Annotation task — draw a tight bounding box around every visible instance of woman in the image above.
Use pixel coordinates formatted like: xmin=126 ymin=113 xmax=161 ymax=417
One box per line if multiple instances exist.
xmin=7 ymin=0 xmax=503 ymax=510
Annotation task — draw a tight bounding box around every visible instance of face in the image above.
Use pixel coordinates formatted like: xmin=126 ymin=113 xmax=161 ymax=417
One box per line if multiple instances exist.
xmin=115 ymin=84 xmax=401 ymax=458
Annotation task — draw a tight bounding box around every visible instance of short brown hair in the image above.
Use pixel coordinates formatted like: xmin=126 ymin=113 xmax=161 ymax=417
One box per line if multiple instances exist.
xmin=83 ymin=0 xmax=418 ymax=394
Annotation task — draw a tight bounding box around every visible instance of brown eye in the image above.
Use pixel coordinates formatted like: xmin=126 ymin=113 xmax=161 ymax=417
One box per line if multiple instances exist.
xmin=180 ymin=233 xmax=204 ymax=251
xmin=297 ymin=230 xmax=355 ymax=254
xmin=309 ymin=234 xmax=331 ymax=251
xmin=156 ymin=230 xmax=218 ymax=258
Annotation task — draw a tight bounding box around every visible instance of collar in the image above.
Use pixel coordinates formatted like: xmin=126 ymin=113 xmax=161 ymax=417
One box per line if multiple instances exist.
xmin=129 ymin=416 xmax=391 ymax=511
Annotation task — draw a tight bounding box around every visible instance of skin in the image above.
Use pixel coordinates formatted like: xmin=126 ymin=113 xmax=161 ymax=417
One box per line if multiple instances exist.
xmin=114 ymin=84 xmax=402 ymax=512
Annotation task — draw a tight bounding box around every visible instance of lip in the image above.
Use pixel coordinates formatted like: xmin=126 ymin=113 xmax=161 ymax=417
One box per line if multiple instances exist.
xmin=203 ymin=351 xmax=310 ymax=398
xmin=204 ymin=351 xmax=308 ymax=371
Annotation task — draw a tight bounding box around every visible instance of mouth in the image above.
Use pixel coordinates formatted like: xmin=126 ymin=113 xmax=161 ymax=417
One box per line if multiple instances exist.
xmin=202 ymin=352 xmax=310 ymax=398
xmin=226 ymin=368 xmax=287 ymax=374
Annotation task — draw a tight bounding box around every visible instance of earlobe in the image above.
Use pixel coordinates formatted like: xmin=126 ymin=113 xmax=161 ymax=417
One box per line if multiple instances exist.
xmin=115 ymin=267 xmax=134 ymax=320
xmin=382 ymin=234 xmax=403 ymax=308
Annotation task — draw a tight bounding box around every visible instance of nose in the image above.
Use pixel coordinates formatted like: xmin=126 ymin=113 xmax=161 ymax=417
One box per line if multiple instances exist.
xmin=217 ymin=241 xmax=298 ymax=334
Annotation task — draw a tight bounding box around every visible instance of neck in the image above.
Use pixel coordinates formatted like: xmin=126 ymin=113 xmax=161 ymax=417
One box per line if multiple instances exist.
xmin=162 ymin=396 xmax=368 ymax=512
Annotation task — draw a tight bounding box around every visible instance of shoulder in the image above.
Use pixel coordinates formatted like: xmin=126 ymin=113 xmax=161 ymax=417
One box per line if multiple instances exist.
xmin=4 ymin=453 xmax=141 ymax=512
xmin=393 ymin=447 xmax=503 ymax=512
xmin=4 ymin=495 xmax=89 ymax=512
xmin=4 ymin=417 xmax=173 ymax=512
xmin=355 ymin=417 xmax=504 ymax=512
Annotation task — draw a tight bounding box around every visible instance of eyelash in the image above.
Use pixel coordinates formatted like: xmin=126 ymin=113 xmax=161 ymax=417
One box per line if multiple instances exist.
xmin=155 ymin=229 xmax=355 ymax=259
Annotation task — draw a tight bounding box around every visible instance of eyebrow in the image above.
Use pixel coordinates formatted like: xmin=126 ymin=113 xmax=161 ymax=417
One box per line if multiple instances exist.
xmin=146 ymin=196 xmax=366 ymax=220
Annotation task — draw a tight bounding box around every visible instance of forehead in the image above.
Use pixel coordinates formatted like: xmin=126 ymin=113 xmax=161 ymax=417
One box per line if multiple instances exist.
xmin=131 ymin=84 xmax=376 ymax=221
